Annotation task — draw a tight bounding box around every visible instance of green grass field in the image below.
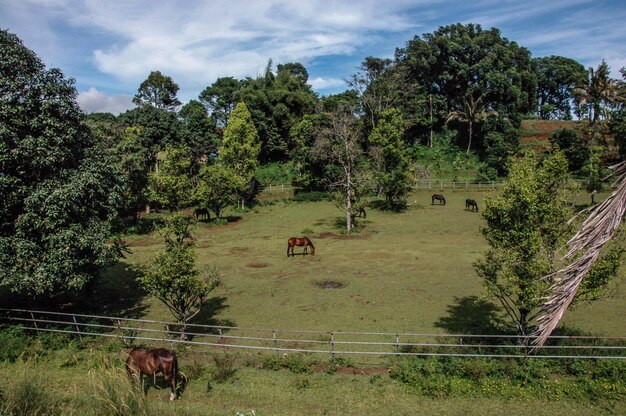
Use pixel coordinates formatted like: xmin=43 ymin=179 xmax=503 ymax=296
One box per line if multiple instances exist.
xmin=109 ymin=190 xmax=625 ymax=337
xmin=2 ymin=189 xmax=625 ymax=415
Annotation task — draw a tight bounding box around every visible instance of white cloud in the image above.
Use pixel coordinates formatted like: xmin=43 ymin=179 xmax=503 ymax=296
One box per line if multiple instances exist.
xmin=77 ymin=87 xmax=134 ymax=115
xmin=308 ymin=77 xmax=347 ymax=91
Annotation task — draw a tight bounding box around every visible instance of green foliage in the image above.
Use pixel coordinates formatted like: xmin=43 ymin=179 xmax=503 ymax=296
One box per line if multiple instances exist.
xmin=133 ymin=70 xmax=181 ymax=111
xmin=0 ymin=29 xmax=123 ymax=295
xmin=532 ymin=56 xmax=588 ymax=120
xmin=396 ymin=23 xmax=536 ymax=135
xmin=0 ymin=327 xmax=29 ymax=362
xmin=390 ymin=356 xmax=626 ymax=399
xmin=368 ymin=108 xmax=412 ymax=210
xmin=291 ymin=191 xmax=330 ymax=202
xmin=549 ymin=128 xmax=589 ymax=173
xmin=289 ymin=114 xmax=329 ymax=191
xmin=178 ymin=100 xmax=219 ymax=161
xmin=147 ymin=144 xmax=195 ymax=212
xmin=195 ymin=164 xmax=243 ymax=219
xmin=575 ymin=240 xmax=625 ymax=302
xmin=412 ymin=131 xmax=483 ymax=179
xmin=255 ymin=162 xmax=295 ymax=186
xmin=475 ymin=152 xmax=571 ymax=336
xmin=137 ymin=214 xmax=221 ymax=331
xmin=199 ymin=76 xmax=242 ymax=128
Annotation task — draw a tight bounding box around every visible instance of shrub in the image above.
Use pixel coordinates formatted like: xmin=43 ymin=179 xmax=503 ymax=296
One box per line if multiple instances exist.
xmin=292 ymin=191 xmax=329 ymax=202
xmin=211 ymin=354 xmax=236 ymax=382
xmin=0 ymin=326 xmax=29 ymax=362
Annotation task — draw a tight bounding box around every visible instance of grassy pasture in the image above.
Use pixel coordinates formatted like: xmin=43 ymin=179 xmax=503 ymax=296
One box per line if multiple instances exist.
xmin=110 ymin=189 xmax=625 ymax=338
xmin=1 ymin=189 xmax=625 ymax=415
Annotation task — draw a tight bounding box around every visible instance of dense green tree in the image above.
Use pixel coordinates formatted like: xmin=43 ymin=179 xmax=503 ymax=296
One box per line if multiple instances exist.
xmin=147 ymin=144 xmax=195 ymax=212
xmin=199 ymin=76 xmax=242 ymax=128
xmin=111 ymin=126 xmax=151 ymax=221
xmin=0 ymin=29 xmax=122 ymax=295
xmin=289 ymin=114 xmax=329 ymax=191
xmin=179 ymin=99 xmax=219 ymax=161
xmin=396 ymin=23 xmax=536 ymax=128
xmin=133 ymin=70 xmax=182 ymax=110
xmin=532 ymin=56 xmax=587 ymax=120
xmin=220 ymin=102 xmax=261 ymax=208
xmin=347 ymin=57 xmax=394 ymax=133
xmin=194 ymin=164 xmax=243 ymax=219
xmin=138 ymin=214 xmax=220 ymax=338
xmin=118 ymin=105 xmax=183 ymax=170
xmin=368 ymin=108 xmax=412 ymax=209
xmin=475 ymin=153 xmax=571 ymax=336
xmin=548 ymin=128 xmax=589 ymax=173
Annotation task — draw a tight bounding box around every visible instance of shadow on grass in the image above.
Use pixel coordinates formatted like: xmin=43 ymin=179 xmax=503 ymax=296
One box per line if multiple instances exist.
xmin=86 ymin=262 xmax=148 ymax=318
xmin=435 ymin=296 xmax=512 ymax=335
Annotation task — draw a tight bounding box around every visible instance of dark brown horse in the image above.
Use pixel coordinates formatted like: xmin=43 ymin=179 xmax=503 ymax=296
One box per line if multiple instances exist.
xmin=432 ymin=194 xmax=446 ymax=205
xmin=287 ymin=236 xmax=315 ymax=257
xmin=465 ymin=199 xmax=479 ymax=212
xmin=194 ymin=207 xmax=210 ymax=221
xmin=126 ymin=348 xmax=179 ymax=401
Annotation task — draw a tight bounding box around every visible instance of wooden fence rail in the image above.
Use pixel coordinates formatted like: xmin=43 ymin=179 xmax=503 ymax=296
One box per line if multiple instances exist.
xmin=1 ymin=308 xmax=625 ymax=360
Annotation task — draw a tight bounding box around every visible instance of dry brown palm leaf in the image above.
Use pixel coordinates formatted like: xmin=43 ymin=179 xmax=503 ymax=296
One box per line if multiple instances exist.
xmin=533 ymin=160 xmax=626 ymax=348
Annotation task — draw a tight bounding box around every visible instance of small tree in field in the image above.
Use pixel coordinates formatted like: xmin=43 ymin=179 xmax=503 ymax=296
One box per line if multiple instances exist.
xmin=368 ymin=108 xmax=412 ymax=210
xmin=138 ymin=214 xmax=220 ymax=338
xmin=474 ymin=153 xmax=572 ymax=337
xmin=194 ymin=164 xmax=244 ymax=219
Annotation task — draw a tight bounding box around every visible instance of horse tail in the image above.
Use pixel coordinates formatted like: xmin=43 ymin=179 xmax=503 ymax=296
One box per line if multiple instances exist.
xmin=308 ymin=238 xmax=315 ymax=255
xmin=172 ymin=352 xmax=179 ymax=394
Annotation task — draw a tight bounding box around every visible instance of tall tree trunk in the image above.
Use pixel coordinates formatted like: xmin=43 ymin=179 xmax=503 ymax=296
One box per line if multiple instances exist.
xmin=346 ymin=171 xmax=353 ymax=233
xmin=466 ymin=121 xmax=473 ymax=155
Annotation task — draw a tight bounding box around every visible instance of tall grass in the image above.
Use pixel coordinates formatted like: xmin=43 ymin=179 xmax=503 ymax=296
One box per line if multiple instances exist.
xmin=0 ymin=360 xmax=61 ymax=416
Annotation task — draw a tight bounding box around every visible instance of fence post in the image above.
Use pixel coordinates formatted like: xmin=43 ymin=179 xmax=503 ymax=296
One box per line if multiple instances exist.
xmin=273 ymin=329 xmax=278 ymax=356
xmin=440 ymin=181 xmax=443 ymax=191
xmin=395 ymin=334 xmax=400 ymax=355
xmin=330 ymin=332 xmax=335 ymax=361
xmin=30 ymin=312 xmax=38 ymax=331
xmin=72 ymin=315 xmax=82 ymax=342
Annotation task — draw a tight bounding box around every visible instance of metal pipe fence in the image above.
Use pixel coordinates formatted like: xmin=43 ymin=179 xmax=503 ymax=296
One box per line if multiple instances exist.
xmin=1 ymin=308 xmax=624 ymax=360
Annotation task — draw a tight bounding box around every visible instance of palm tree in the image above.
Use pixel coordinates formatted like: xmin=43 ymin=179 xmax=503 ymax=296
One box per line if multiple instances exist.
xmin=447 ymin=94 xmax=497 ymax=155
xmin=574 ymin=61 xmax=618 ymax=125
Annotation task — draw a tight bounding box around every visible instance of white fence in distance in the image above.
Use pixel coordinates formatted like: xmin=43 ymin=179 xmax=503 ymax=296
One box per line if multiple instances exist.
xmin=2 ymin=309 xmax=625 ymax=360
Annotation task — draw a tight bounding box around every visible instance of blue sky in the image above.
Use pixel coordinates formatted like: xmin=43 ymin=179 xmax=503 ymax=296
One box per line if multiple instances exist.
xmin=1 ymin=0 xmax=625 ymax=114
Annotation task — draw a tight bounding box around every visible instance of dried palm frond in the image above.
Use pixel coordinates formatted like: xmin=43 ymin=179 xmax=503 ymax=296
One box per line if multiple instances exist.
xmin=533 ymin=161 xmax=626 ymax=348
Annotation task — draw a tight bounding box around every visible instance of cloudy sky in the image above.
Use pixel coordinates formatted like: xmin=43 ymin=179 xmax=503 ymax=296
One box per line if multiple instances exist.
xmin=1 ymin=0 xmax=625 ymax=114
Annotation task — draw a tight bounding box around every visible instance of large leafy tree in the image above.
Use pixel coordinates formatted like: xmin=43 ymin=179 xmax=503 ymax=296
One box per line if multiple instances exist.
xmin=532 ymin=56 xmax=587 ymax=120
xmin=0 ymin=30 xmax=122 ymax=295
xmin=395 ymin=23 xmax=535 ymax=149
xmin=220 ymin=102 xmax=261 ymax=208
xmin=368 ymin=108 xmax=412 ymax=209
xmin=133 ymin=70 xmax=182 ymax=111
xmin=199 ymin=76 xmax=242 ymax=128
xmin=178 ymin=99 xmax=219 ymax=161
xmin=138 ymin=214 xmax=220 ymax=338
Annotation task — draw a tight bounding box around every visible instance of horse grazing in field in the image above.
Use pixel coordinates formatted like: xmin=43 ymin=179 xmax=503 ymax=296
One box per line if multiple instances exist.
xmin=465 ymin=199 xmax=479 ymax=212
xmin=287 ymin=237 xmax=315 ymax=257
xmin=194 ymin=207 xmax=210 ymax=221
xmin=126 ymin=348 xmax=179 ymax=401
xmin=432 ymin=194 xmax=446 ymax=205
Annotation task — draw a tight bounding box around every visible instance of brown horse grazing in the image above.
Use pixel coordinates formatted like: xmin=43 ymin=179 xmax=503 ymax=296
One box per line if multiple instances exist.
xmin=432 ymin=194 xmax=446 ymax=205
xmin=194 ymin=207 xmax=210 ymax=221
xmin=287 ymin=237 xmax=315 ymax=257
xmin=465 ymin=199 xmax=479 ymax=212
xmin=126 ymin=348 xmax=179 ymax=401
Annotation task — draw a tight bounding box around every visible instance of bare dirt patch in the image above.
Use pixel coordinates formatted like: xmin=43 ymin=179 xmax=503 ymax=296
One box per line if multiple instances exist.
xmin=316 ymin=232 xmax=366 ymax=240
xmin=314 ymin=280 xmax=345 ymax=289
xmin=247 ymin=262 xmax=271 ymax=268
xmin=229 ymin=246 xmax=251 ymax=255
